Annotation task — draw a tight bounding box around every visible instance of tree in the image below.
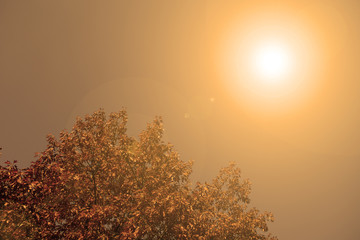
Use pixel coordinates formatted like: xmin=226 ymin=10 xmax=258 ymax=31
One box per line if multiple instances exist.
xmin=0 ymin=109 xmax=277 ymax=239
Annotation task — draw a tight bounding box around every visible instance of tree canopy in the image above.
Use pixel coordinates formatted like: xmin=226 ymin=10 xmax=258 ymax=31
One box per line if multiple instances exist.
xmin=0 ymin=109 xmax=277 ymax=239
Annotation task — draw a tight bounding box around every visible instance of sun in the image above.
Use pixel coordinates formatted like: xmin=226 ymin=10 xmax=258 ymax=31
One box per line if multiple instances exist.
xmin=251 ymin=41 xmax=293 ymax=84
xmin=219 ymin=11 xmax=321 ymax=113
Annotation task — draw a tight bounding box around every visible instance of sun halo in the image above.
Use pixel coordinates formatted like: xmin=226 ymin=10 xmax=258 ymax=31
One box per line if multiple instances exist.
xmin=220 ymin=13 xmax=321 ymax=113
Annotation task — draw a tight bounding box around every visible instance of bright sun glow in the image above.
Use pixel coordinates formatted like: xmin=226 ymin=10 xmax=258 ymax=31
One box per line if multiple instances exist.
xmin=251 ymin=42 xmax=293 ymax=83
xmin=220 ymin=11 xmax=322 ymax=113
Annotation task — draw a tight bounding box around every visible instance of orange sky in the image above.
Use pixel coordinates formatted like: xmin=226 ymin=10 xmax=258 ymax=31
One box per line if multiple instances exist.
xmin=1 ymin=1 xmax=360 ymax=239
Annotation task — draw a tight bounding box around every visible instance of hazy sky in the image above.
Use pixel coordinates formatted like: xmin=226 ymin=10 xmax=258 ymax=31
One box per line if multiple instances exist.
xmin=1 ymin=1 xmax=360 ymax=239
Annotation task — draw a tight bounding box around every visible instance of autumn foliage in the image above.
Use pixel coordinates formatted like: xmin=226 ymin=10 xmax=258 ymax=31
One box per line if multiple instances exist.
xmin=0 ymin=109 xmax=277 ymax=239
